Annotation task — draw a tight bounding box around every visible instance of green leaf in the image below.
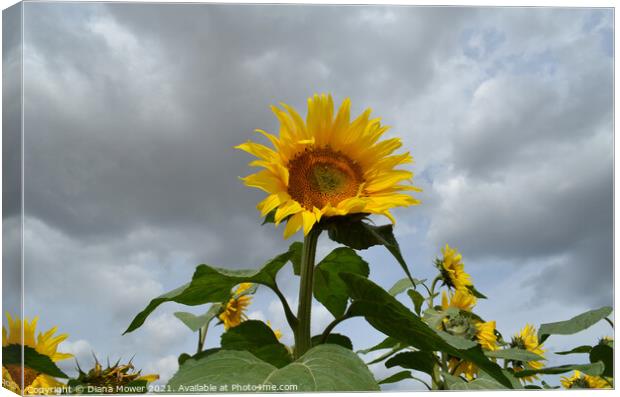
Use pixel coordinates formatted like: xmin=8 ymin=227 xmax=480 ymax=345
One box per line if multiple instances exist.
xmin=340 ymin=273 xmax=513 ymax=388
xmin=466 ymin=285 xmax=487 ymax=299
xmin=435 ymin=330 xmax=478 ymax=350
xmin=124 ymin=244 xmax=299 ymax=334
xmin=385 ymin=351 xmax=437 ymax=376
xmin=377 ymin=370 xmax=413 ymax=385
xmin=513 ymin=362 xmax=604 ymax=378
xmin=422 ymin=308 xmax=448 ymax=329
xmin=407 ymin=290 xmax=425 ymax=315
xmin=555 ymin=345 xmax=593 ymax=355
xmin=220 ymin=320 xmax=292 ymax=368
xmin=167 ymin=344 xmax=379 ymax=392
xmin=365 ymin=345 xmax=404 ymax=365
xmin=444 ymin=370 xmax=520 ymax=390
xmin=538 ymin=306 xmax=613 ymax=343
xmin=589 ymin=344 xmax=613 ymax=377
xmin=3 ymin=344 xmax=68 ymax=378
xmin=311 ymin=333 xmax=353 ymax=350
xmin=326 ymin=217 xmax=414 ymax=283
xmin=289 ymin=242 xmax=303 ymax=276
xmin=388 ymin=277 xmax=426 ymax=296
xmin=314 ymin=247 xmax=369 ymax=317
xmin=174 ymin=304 xmax=222 ymax=332
xmin=178 ymin=348 xmax=220 ymax=366
xmin=357 ymin=337 xmax=399 ymax=354
xmin=485 ymin=348 xmax=545 ymax=362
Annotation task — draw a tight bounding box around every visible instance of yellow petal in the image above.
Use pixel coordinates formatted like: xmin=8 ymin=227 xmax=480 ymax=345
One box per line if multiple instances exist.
xmin=301 ymin=211 xmax=317 ymax=235
xmin=283 ymin=212 xmax=303 ymax=239
xmin=274 ymin=200 xmax=303 ymax=225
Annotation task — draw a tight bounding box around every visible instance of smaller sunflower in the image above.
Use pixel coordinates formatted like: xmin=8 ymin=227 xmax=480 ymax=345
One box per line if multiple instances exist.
xmin=448 ymin=320 xmax=498 ymax=380
xmin=266 ymin=320 xmax=283 ymax=340
xmin=441 ymin=290 xmax=477 ymax=312
xmin=560 ymin=370 xmax=610 ymax=389
xmin=509 ymin=324 xmax=546 ymax=383
xmin=437 ymin=244 xmax=472 ymax=292
xmin=2 ymin=313 xmax=73 ymax=395
xmin=218 ymin=284 xmax=254 ymax=330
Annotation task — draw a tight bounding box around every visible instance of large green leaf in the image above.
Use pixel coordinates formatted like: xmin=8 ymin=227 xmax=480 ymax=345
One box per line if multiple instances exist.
xmin=124 ymin=245 xmax=298 ymax=334
xmin=326 ymin=216 xmax=414 ymax=283
xmin=358 ymin=337 xmax=400 ymax=354
xmin=385 ymin=351 xmax=437 ymax=376
xmin=513 ymin=362 xmax=604 ymax=378
xmin=538 ymin=306 xmax=612 ymax=343
xmin=220 ymin=320 xmax=292 ymax=368
xmin=167 ymin=344 xmax=379 ymax=392
xmin=589 ymin=344 xmax=613 ymax=377
xmin=485 ymin=348 xmax=545 ymax=362
xmin=340 ymin=273 xmax=513 ymax=389
xmin=377 ymin=370 xmax=414 ymax=385
xmin=444 ymin=370 xmax=520 ymax=390
xmin=314 ymin=247 xmax=369 ymax=318
xmin=311 ymin=333 xmax=353 ymax=350
xmin=555 ymin=345 xmax=592 ymax=355
xmin=3 ymin=344 xmax=68 ymax=378
xmin=174 ymin=304 xmax=222 ymax=332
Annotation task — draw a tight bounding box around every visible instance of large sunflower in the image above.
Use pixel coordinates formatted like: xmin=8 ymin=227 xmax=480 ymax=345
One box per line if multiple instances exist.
xmin=2 ymin=313 xmax=73 ymax=395
xmin=236 ymin=94 xmax=421 ymax=238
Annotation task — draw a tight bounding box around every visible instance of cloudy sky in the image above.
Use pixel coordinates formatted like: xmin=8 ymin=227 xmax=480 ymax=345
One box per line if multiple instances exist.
xmin=2 ymin=1 xmax=613 ymax=390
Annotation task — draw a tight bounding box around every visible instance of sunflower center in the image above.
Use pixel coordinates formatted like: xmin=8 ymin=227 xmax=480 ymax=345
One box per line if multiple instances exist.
xmin=287 ymin=147 xmax=363 ymax=209
xmin=6 ymin=364 xmax=40 ymax=389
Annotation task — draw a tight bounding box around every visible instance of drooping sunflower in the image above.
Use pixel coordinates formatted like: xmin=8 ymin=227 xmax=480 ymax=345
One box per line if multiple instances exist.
xmin=560 ymin=370 xmax=610 ymax=389
xmin=509 ymin=324 xmax=546 ymax=383
xmin=218 ymin=284 xmax=254 ymax=330
xmin=2 ymin=313 xmax=73 ymax=395
xmin=236 ymin=94 xmax=421 ymax=238
xmin=448 ymin=320 xmax=498 ymax=380
xmin=437 ymin=244 xmax=473 ymax=292
xmin=441 ymin=289 xmax=477 ymax=312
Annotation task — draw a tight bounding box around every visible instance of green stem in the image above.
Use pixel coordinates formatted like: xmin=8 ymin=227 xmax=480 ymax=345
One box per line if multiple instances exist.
xmin=428 ymin=276 xmax=442 ymax=309
xmin=320 ymin=310 xmax=352 ymax=344
xmin=294 ymin=228 xmax=321 ymax=359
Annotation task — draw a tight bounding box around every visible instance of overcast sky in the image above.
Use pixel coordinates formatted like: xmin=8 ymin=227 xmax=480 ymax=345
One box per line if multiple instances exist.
xmin=2 ymin=2 xmax=613 ymax=390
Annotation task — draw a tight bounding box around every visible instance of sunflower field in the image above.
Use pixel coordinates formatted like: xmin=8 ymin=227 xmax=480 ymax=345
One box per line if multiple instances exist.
xmin=3 ymin=94 xmax=614 ymax=393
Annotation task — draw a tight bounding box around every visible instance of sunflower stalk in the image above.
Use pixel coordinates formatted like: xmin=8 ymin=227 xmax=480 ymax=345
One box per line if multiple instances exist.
xmin=294 ymin=227 xmax=321 ymax=359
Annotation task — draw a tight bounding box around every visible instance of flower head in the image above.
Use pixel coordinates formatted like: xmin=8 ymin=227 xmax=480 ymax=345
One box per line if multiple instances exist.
xmin=236 ymin=94 xmax=421 ymax=238
xmin=560 ymin=370 xmax=610 ymax=389
xmin=437 ymin=244 xmax=472 ymax=291
xmin=441 ymin=290 xmax=477 ymax=312
xmin=267 ymin=320 xmax=283 ymax=340
xmin=448 ymin=320 xmax=498 ymax=380
xmin=219 ymin=284 xmax=254 ymax=330
xmin=2 ymin=313 xmax=73 ymax=395
xmin=509 ymin=324 xmax=546 ymax=383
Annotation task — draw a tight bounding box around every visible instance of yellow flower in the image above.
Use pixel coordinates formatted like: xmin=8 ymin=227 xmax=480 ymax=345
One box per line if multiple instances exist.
xmin=476 ymin=321 xmax=498 ymax=352
xmin=448 ymin=320 xmax=498 ymax=380
xmin=561 ymin=370 xmax=610 ymax=389
xmin=438 ymin=244 xmax=472 ymax=291
xmin=510 ymin=324 xmax=546 ymax=383
xmin=441 ymin=290 xmax=477 ymax=312
xmin=236 ymin=94 xmax=421 ymax=238
xmin=2 ymin=313 xmax=73 ymax=395
xmin=219 ymin=284 xmax=253 ymax=330
xmin=267 ymin=321 xmax=283 ymax=340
